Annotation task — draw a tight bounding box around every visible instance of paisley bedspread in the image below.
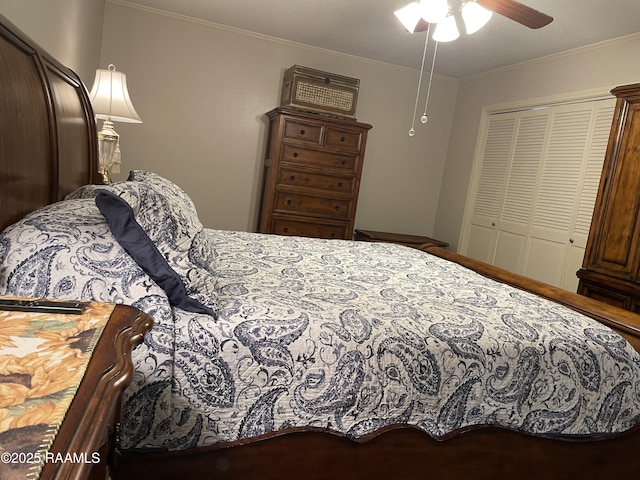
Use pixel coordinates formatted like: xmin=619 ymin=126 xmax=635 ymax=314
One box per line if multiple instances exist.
xmin=121 ymin=230 xmax=640 ymax=451
xmin=1 ymin=180 xmax=639 ymax=452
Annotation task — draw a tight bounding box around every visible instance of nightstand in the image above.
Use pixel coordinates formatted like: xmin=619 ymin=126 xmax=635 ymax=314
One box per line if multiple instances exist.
xmin=354 ymin=229 xmax=449 ymax=249
xmin=0 ymin=299 xmax=153 ymax=480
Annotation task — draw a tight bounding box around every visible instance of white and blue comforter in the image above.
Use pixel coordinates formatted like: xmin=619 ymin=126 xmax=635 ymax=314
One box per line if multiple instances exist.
xmin=2 ymin=176 xmax=639 ymax=453
xmin=122 ymin=230 xmax=640 ymax=450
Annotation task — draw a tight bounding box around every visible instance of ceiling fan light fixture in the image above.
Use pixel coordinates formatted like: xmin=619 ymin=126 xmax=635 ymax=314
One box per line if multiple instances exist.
xmin=419 ymin=0 xmax=449 ymax=24
xmin=461 ymin=1 xmax=493 ymax=34
xmin=432 ymin=14 xmax=459 ymax=42
xmin=394 ymin=2 xmax=423 ymax=33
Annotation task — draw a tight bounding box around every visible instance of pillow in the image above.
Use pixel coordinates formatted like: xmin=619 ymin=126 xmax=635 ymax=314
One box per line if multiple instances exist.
xmin=127 ymin=170 xmax=197 ymax=215
xmin=92 ymin=180 xmax=218 ymax=318
xmin=70 ymin=171 xmax=197 ymax=214
xmin=64 ymin=183 xmax=103 ymax=200
xmin=0 ymin=198 xmax=170 ymax=319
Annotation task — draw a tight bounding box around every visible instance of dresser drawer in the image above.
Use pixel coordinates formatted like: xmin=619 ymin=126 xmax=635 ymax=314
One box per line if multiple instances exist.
xmin=275 ymin=192 xmax=351 ymax=219
xmin=283 ymin=118 xmax=323 ymax=144
xmin=277 ymin=167 xmax=355 ymax=195
xmin=324 ymin=126 xmax=362 ymax=152
xmin=282 ymin=145 xmax=358 ymax=172
xmin=272 ymin=216 xmax=350 ymax=239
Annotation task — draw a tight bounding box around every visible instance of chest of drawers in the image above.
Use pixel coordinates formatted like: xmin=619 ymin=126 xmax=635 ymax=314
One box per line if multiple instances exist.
xmin=258 ymin=107 xmax=372 ymax=239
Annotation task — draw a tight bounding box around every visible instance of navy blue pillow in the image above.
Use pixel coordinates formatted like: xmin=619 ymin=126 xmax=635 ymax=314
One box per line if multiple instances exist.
xmin=94 ymin=184 xmax=217 ymax=318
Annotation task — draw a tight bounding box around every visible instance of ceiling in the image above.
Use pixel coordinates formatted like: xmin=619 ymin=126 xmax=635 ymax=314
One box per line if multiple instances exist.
xmin=120 ymin=0 xmax=640 ymax=79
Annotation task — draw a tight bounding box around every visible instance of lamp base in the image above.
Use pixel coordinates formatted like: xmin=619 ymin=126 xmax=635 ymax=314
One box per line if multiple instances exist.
xmin=98 ymin=119 xmax=119 ymax=184
xmin=99 ymin=165 xmax=112 ymax=184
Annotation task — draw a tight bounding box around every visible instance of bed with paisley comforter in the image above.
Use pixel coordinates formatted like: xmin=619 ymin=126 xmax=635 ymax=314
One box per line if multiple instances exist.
xmin=2 ymin=170 xmax=640 ymax=479
xmin=1 ymin=12 xmax=640 ymax=480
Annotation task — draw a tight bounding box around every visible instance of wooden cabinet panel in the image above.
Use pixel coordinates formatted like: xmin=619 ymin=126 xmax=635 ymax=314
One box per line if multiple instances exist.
xmin=281 ymin=144 xmax=359 ymax=172
xmin=578 ymin=83 xmax=640 ymax=309
xmin=591 ymin=105 xmax=640 ymax=276
xmin=277 ymin=167 xmax=355 ymax=195
xmin=271 ymin=215 xmax=349 ymax=239
xmin=324 ymin=126 xmax=362 ymax=151
xmin=275 ymin=191 xmax=351 ymax=219
xmin=258 ymin=107 xmax=371 ymax=240
xmin=283 ymin=118 xmax=323 ymax=144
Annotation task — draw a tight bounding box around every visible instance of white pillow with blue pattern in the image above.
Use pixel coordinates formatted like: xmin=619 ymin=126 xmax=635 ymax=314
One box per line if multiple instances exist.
xmin=67 ymin=172 xmax=218 ymax=318
xmin=0 ymin=197 xmax=169 ymax=317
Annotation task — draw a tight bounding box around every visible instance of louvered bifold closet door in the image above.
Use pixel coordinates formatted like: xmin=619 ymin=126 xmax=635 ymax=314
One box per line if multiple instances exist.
xmin=524 ymin=101 xmax=615 ymax=290
xmin=461 ymin=97 xmax=615 ymax=291
xmin=493 ymin=112 xmax=549 ymax=274
xmin=464 ymin=117 xmax=516 ymax=263
xmin=565 ymin=103 xmax=617 ymax=288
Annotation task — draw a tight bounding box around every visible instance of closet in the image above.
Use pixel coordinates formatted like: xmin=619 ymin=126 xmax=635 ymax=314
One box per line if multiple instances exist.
xmin=577 ymin=83 xmax=640 ymax=311
xmin=460 ymin=96 xmax=615 ymax=291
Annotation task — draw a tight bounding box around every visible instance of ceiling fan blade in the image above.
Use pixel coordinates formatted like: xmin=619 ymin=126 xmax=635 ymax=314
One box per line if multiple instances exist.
xmin=476 ymin=0 xmax=553 ymax=29
xmin=413 ymin=18 xmax=430 ymax=33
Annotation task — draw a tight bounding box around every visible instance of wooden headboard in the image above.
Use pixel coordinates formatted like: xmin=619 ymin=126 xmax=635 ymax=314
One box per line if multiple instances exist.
xmin=0 ymin=13 xmax=99 ymax=231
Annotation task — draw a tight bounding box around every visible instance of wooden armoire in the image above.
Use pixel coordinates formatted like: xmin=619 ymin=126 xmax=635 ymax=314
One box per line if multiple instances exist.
xmin=257 ymin=107 xmax=372 ymax=240
xmin=577 ymin=83 xmax=640 ymax=311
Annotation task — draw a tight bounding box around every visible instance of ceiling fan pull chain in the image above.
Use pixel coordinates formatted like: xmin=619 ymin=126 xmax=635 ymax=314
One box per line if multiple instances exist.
xmin=408 ymin=24 xmax=431 ymax=137
xmin=421 ymin=40 xmax=439 ymax=124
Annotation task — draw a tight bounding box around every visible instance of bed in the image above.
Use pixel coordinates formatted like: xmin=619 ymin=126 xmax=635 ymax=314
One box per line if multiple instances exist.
xmin=1 ymin=13 xmax=639 ymax=480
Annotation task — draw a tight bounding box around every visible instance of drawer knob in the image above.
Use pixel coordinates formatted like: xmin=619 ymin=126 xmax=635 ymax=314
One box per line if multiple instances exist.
xmin=293 ymin=152 xmax=299 ymax=158
xmin=335 ymin=206 xmax=340 ymax=211
xmin=338 ymin=182 xmax=344 ymax=188
xmin=300 ymin=129 xmax=306 ymax=135
xmin=340 ymin=136 xmax=346 ymax=142
xmin=341 ymin=160 xmax=346 ymax=165
xmin=284 ymin=228 xmax=289 ymax=233
xmin=331 ymin=232 xmax=337 ymax=238
xmin=287 ymin=200 xmax=293 ymax=205
xmin=290 ymin=175 xmax=296 ymax=181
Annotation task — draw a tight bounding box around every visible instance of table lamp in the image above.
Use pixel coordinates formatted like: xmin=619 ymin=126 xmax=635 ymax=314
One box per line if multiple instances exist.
xmin=88 ymin=64 xmax=142 ymax=183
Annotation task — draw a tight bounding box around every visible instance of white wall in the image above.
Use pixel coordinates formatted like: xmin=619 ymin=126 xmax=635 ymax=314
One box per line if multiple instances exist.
xmin=5 ymin=1 xmax=636 ymax=250
xmin=100 ymin=1 xmax=458 ymax=233
xmin=0 ymin=0 xmax=105 ymax=85
xmin=434 ymin=34 xmax=640 ymax=251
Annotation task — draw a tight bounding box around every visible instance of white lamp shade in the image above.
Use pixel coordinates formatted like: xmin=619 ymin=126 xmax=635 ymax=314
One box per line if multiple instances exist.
xmin=419 ymin=0 xmax=449 ymax=24
xmin=89 ymin=65 xmax=142 ymax=123
xmin=432 ymin=14 xmax=460 ymax=42
xmin=394 ymin=2 xmax=422 ymax=33
xmin=462 ymin=1 xmax=493 ymax=34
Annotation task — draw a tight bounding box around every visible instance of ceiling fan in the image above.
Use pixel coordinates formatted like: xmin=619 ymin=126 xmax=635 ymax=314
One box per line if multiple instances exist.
xmin=397 ymin=0 xmax=553 ymax=36
xmin=397 ymin=0 xmax=553 ymax=136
